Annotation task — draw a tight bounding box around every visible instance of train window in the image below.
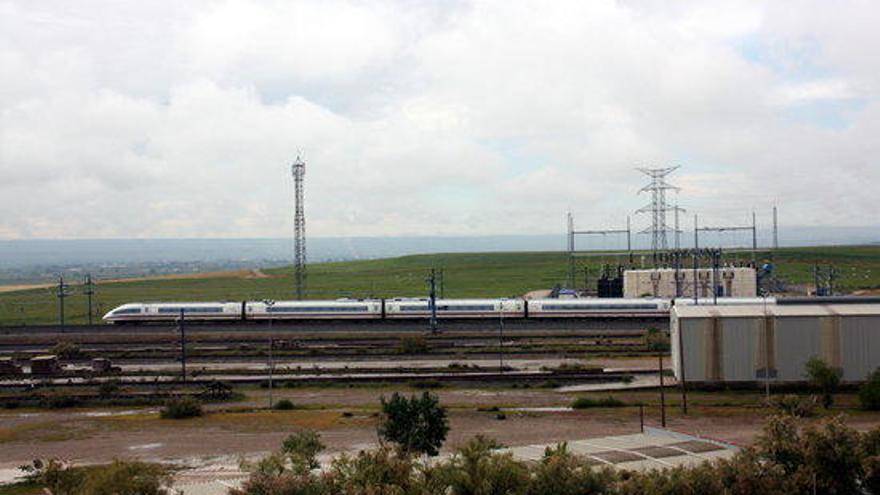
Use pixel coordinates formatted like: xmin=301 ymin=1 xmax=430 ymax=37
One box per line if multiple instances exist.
xmin=113 ymin=308 xmax=142 ymax=314
xmin=399 ymin=305 xmax=429 ymax=311
xmin=542 ymin=303 xmax=658 ymax=311
xmin=268 ymin=306 xmax=369 ymax=313
xmin=158 ymin=307 xmax=224 ymax=314
xmin=440 ymin=305 xmax=495 ymax=311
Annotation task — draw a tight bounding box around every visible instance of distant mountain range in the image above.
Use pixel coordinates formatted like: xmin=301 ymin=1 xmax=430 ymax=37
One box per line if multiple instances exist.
xmin=0 ymin=225 xmax=877 ymax=271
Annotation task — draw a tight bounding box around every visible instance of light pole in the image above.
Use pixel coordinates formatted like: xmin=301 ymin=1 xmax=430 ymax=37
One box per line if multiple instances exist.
xmin=762 ymin=291 xmax=771 ymax=402
xmin=264 ymin=300 xmax=275 ymax=410
xmin=498 ymin=300 xmax=505 ymax=373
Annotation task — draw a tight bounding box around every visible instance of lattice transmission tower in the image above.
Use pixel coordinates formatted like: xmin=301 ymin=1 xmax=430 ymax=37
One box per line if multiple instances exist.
xmin=292 ymin=155 xmax=306 ymax=300
xmin=636 ymin=166 xmax=682 ymax=253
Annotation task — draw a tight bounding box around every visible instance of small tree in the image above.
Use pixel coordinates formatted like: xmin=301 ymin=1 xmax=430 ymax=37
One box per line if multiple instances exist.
xmin=159 ymin=396 xmax=203 ymax=419
xmin=378 ymin=391 xmax=449 ymax=457
xmin=804 ymin=356 xmax=841 ymax=409
xmin=282 ymin=430 xmax=325 ymax=473
xmin=860 ymin=368 xmax=880 ymax=411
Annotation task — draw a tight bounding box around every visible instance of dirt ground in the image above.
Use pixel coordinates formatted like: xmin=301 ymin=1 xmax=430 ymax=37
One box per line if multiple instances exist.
xmin=4 ymin=383 xmax=880 ymax=472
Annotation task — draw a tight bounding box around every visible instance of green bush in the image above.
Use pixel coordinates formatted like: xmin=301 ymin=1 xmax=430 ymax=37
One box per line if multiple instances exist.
xmin=97 ymin=381 xmax=120 ymax=399
xmin=273 ymin=399 xmax=296 ymax=410
xmin=571 ymin=396 xmax=626 ymax=409
xmin=21 ymin=459 xmax=170 ymax=495
xmin=281 ymin=430 xmax=324 ymax=473
xmin=397 ymin=335 xmax=429 ymax=354
xmin=805 ymin=356 xmax=842 ymax=409
xmin=159 ymin=396 xmax=203 ymax=419
xmin=40 ymin=395 xmax=81 ymax=409
xmin=769 ymin=394 xmax=818 ymax=417
xmin=860 ymin=368 xmax=880 ymax=410
xmin=410 ymin=379 xmax=443 ymax=389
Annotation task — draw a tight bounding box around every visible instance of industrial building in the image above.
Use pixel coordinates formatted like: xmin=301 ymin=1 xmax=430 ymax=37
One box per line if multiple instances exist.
xmin=671 ymin=300 xmax=880 ymax=383
xmin=624 ymin=267 xmax=756 ymax=299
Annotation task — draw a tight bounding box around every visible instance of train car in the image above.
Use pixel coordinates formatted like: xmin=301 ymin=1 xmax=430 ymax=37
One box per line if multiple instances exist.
xmin=526 ymin=298 xmax=670 ymax=318
xmin=384 ymin=298 xmax=525 ymax=319
xmin=673 ymin=297 xmax=776 ymax=306
xmin=102 ymin=302 xmax=243 ymax=323
xmin=246 ymin=299 xmax=383 ymax=320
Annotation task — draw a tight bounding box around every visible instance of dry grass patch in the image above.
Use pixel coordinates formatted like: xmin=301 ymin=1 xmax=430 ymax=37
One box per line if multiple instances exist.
xmin=95 ymin=408 xmax=374 ymax=434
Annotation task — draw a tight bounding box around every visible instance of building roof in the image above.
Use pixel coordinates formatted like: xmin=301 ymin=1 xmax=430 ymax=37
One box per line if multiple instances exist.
xmin=673 ymin=303 xmax=880 ymax=319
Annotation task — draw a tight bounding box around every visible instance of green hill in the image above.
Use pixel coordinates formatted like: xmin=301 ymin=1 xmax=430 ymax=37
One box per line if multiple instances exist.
xmin=1 ymin=246 xmax=879 ymax=325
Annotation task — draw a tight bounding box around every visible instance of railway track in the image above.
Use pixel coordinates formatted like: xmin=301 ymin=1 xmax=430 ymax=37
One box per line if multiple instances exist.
xmin=0 ymin=316 xmax=666 ymax=335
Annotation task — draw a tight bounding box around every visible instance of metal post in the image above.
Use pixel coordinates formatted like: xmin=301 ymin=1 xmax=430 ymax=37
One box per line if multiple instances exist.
xmin=268 ymin=330 xmax=274 ymax=410
xmin=499 ymin=301 xmax=504 ymax=372
xmin=693 ymin=215 xmax=698 ymax=249
xmin=84 ymin=274 xmax=94 ymax=326
xmin=658 ymin=350 xmax=666 ymax=428
xmin=179 ymin=309 xmax=187 ymax=384
xmin=626 ymin=215 xmax=632 ymax=252
xmin=763 ymin=294 xmax=770 ymax=402
xmin=428 ymin=269 xmax=437 ymax=334
xmin=712 ymin=250 xmax=719 ymax=305
xmin=678 ymin=319 xmax=688 ymax=414
xmin=639 ymin=404 xmax=644 ymax=432
xmin=57 ymin=276 xmax=70 ymax=333
xmin=752 ymin=211 xmax=757 ymax=264
xmin=692 ymin=251 xmax=699 ymax=304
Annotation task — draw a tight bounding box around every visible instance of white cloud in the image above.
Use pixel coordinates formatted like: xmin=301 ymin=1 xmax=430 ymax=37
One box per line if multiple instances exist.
xmin=0 ymin=0 xmax=879 ymax=240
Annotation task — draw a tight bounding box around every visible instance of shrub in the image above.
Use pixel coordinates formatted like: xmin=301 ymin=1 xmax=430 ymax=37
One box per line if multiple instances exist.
xmin=282 ymin=430 xmax=325 ymax=473
xmin=527 ymin=443 xmax=615 ymax=495
xmin=273 ymin=399 xmax=296 ymax=410
xmin=51 ymin=342 xmax=85 ymax=360
xmin=410 ymin=379 xmax=443 ymax=389
xmin=860 ymin=368 xmax=880 ymax=410
xmin=40 ymin=395 xmax=81 ymax=409
xmin=379 ymin=391 xmax=449 ymax=457
xmin=159 ymin=396 xmax=203 ymax=419
xmin=436 ymin=435 xmax=529 ymax=495
xmin=98 ymin=381 xmax=120 ymax=399
xmin=21 ymin=458 xmax=170 ymax=495
xmin=804 ymin=356 xmax=841 ymax=409
xmin=398 ymin=335 xmax=429 ymax=354
xmin=769 ymin=394 xmax=818 ymax=417
xmin=330 ymin=445 xmax=418 ymax=493
xmin=571 ymin=396 xmax=626 ymax=409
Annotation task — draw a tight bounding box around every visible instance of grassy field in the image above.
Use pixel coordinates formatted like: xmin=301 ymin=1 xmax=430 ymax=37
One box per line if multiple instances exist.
xmin=0 ymin=246 xmax=878 ymax=325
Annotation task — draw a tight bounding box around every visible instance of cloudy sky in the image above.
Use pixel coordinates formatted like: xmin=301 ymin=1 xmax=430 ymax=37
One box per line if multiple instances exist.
xmin=1 ymin=0 xmax=878 ymax=240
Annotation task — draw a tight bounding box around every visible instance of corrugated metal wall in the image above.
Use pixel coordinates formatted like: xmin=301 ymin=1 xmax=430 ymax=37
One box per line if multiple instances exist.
xmin=673 ymin=309 xmax=880 ymax=383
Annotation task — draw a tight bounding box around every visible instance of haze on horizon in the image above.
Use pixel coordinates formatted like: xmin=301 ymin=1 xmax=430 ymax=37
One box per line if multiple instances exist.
xmin=1 ymin=0 xmax=879 ymax=241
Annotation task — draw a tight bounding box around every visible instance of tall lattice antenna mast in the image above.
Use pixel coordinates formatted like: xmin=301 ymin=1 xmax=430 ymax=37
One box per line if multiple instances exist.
xmin=292 ymin=155 xmax=306 ymax=300
xmin=636 ymin=166 xmax=680 ymax=254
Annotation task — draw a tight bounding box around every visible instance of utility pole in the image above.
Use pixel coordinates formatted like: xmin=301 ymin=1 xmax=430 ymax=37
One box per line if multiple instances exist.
xmin=427 ymin=269 xmax=438 ymax=334
xmin=83 ymin=274 xmax=95 ymax=326
xmin=292 ymin=155 xmax=307 ymax=300
xmin=498 ymin=301 xmax=505 ymax=373
xmin=772 ymin=205 xmax=779 ymax=250
xmin=56 ymin=276 xmax=69 ymax=332
xmin=636 ymin=166 xmax=681 ymax=256
xmin=567 ymin=212 xmax=575 ymax=288
xmin=265 ymin=300 xmax=275 ymax=409
xmin=178 ymin=309 xmax=187 ymax=384
xmin=438 ymin=268 xmax=445 ymax=299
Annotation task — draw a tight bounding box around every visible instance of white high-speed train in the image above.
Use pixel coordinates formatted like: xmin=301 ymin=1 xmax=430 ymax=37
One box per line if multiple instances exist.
xmin=101 ymin=297 xmax=682 ymax=324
